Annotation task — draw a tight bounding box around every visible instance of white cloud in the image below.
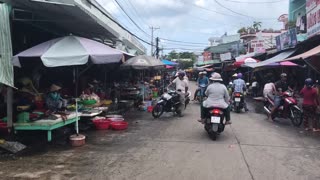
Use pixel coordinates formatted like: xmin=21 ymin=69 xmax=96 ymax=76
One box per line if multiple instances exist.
xmin=96 ymin=0 xmax=288 ymax=53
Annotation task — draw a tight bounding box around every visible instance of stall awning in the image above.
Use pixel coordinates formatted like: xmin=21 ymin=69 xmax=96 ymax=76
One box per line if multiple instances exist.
xmin=284 ymin=45 xmax=320 ymax=61
xmin=246 ymin=50 xmax=295 ymax=68
xmin=0 ymin=4 xmax=14 ymax=87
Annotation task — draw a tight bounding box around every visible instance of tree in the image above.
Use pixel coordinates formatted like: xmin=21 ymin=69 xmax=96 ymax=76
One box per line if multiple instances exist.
xmin=253 ymin=21 xmax=262 ymax=32
xmin=167 ymin=50 xmax=178 ymax=60
xmin=237 ymin=27 xmax=247 ymax=34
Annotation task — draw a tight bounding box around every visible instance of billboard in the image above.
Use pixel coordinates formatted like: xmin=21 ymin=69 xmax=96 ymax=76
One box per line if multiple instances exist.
xmin=251 ymin=40 xmax=266 ymax=53
xmin=275 ymin=28 xmax=298 ymax=51
xmin=307 ymin=0 xmax=320 ymax=38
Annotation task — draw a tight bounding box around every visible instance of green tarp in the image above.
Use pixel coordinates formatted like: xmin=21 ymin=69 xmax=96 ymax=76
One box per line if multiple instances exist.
xmin=0 ymin=3 xmax=13 ymax=87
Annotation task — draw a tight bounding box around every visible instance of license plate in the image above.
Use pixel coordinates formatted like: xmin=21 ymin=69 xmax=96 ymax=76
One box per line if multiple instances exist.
xmin=235 ymin=98 xmax=241 ymax=102
xmin=211 ymin=116 xmax=220 ymax=123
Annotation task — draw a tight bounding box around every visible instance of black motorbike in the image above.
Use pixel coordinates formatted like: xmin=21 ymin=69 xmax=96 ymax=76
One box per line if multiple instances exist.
xmin=152 ymin=90 xmax=190 ymax=118
xmin=203 ymin=107 xmax=226 ymax=140
xmin=232 ymin=92 xmax=245 ymax=113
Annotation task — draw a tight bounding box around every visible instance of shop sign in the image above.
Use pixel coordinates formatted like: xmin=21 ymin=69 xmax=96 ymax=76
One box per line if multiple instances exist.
xmin=275 ymin=28 xmax=298 ymax=51
xmin=220 ymin=52 xmax=232 ymax=62
xmin=203 ymin=51 xmax=212 ymax=61
xmin=307 ymin=0 xmax=320 ymax=38
xmin=251 ymin=40 xmax=265 ymax=53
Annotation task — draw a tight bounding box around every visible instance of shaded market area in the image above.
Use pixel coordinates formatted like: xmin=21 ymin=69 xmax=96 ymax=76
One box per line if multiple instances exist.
xmin=2 ymin=0 xmax=320 ymax=180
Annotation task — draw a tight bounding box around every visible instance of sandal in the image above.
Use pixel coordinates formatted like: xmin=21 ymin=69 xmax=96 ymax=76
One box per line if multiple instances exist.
xmin=197 ymin=119 xmax=205 ymax=124
xmin=313 ymin=128 xmax=320 ymax=132
xmin=225 ymin=121 xmax=232 ymax=125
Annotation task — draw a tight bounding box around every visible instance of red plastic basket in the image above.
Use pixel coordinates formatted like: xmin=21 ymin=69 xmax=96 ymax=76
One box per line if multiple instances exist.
xmin=92 ymin=119 xmax=111 ymax=130
xmin=147 ymin=106 xmax=153 ymax=112
xmin=111 ymin=121 xmax=128 ymax=130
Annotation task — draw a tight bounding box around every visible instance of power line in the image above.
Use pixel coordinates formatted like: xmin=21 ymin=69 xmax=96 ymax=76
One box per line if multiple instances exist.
xmin=224 ymin=0 xmax=286 ymax=4
xmin=88 ymin=0 xmax=152 ymax=46
xmin=160 ymin=38 xmax=208 ymax=45
xmin=161 ymin=41 xmax=208 ymax=47
xmin=214 ymin=0 xmax=254 ymax=19
xmin=113 ymin=0 xmax=151 ymax=37
xmin=124 ymin=0 xmax=150 ymax=29
xmin=175 ymin=0 xmax=240 ymax=19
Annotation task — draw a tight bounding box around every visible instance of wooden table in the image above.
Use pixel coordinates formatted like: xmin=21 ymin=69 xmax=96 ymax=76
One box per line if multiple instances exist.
xmin=14 ymin=112 xmax=79 ymax=142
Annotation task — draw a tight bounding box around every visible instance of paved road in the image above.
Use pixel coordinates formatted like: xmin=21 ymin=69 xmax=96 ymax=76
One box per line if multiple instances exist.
xmin=2 ymin=82 xmax=320 ymax=180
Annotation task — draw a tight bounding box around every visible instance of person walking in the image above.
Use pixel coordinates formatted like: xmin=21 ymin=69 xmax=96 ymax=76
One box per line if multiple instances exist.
xmin=300 ymin=78 xmax=320 ymax=131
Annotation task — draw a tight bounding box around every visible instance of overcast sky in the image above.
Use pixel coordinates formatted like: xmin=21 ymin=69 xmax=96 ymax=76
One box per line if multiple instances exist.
xmin=97 ymin=0 xmax=288 ymax=54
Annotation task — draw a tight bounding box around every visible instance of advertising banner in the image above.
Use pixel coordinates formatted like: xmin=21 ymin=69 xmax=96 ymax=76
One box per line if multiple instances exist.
xmin=275 ymin=28 xmax=298 ymax=51
xmin=307 ymin=0 xmax=320 ymax=38
xmin=251 ymin=40 xmax=266 ymax=53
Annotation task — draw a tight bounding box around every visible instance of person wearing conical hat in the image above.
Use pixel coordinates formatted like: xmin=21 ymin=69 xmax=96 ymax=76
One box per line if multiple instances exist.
xmin=46 ymin=84 xmax=67 ymax=112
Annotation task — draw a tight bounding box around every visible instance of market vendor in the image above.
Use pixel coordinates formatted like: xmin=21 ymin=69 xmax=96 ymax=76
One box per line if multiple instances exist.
xmin=46 ymin=84 xmax=67 ymax=112
xmin=18 ymin=77 xmax=39 ymax=96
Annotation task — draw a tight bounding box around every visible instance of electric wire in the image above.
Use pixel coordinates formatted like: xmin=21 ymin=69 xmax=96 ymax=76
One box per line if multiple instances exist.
xmin=113 ymin=0 xmax=151 ymax=37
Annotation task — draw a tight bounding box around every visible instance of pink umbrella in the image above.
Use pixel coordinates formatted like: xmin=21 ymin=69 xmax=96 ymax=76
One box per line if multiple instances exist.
xmin=234 ymin=57 xmax=259 ymax=68
xmin=267 ymin=61 xmax=298 ymax=67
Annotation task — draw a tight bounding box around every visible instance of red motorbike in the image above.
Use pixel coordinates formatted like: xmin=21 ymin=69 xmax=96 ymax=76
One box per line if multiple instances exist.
xmin=263 ymin=90 xmax=303 ymax=127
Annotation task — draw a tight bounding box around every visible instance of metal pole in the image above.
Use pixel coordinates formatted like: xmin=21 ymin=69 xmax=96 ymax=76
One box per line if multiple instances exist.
xmin=150 ymin=27 xmax=160 ymax=56
xmin=6 ymin=87 xmax=13 ymax=132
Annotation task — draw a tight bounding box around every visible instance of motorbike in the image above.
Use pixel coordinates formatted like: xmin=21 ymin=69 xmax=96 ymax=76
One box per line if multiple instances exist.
xmin=203 ymin=107 xmax=226 ymax=140
xmin=263 ymin=90 xmax=303 ymax=127
xmin=152 ymin=89 xmax=191 ymax=118
xmin=195 ymin=84 xmax=207 ymax=102
xmin=232 ymin=92 xmax=245 ymax=113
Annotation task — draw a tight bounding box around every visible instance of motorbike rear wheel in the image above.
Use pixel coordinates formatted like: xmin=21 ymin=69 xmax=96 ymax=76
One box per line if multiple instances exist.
xmin=152 ymin=104 xmax=164 ymax=118
xmin=290 ymin=107 xmax=303 ymax=127
xmin=208 ymin=131 xmax=217 ymax=141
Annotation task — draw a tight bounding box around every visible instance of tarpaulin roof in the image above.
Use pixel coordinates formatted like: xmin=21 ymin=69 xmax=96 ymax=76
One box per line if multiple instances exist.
xmin=246 ymin=50 xmax=295 ymax=68
xmin=0 ymin=4 xmax=14 ymax=87
xmin=284 ymin=45 xmax=320 ymax=61
xmin=162 ymin=59 xmax=178 ymax=66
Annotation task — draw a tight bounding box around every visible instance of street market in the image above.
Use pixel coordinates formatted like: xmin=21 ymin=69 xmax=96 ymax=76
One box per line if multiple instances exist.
xmin=2 ymin=0 xmax=320 ymax=179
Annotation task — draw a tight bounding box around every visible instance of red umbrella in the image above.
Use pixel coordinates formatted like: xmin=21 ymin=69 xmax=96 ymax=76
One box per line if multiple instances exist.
xmin=233 ymin=57 xmax=259 ymax=68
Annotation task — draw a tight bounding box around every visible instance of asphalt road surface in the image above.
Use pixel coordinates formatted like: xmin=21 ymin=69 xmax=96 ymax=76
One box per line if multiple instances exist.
xmin=1 ymin=82 xmax=320 ymax=180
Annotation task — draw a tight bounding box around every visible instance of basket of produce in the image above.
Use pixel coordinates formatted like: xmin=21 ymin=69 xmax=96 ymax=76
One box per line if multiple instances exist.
xmin=110 ymin=121 xmax=128 ymax=130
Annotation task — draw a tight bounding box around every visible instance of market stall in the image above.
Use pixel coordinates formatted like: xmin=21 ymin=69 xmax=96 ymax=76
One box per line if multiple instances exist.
xmin=121 ymin=55 xmax=164 ymax=106
xmin=11 ymin=35 xmax=127 ymax=141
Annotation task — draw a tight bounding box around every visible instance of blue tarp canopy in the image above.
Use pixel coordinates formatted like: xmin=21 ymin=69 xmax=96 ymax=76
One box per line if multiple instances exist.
xmin=162 ymin=59 xmax=178 ymax=66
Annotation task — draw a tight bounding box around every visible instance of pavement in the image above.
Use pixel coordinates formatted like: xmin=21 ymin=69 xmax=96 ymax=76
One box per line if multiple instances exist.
xmin=1 ymin=82 xmax=320 ymax=180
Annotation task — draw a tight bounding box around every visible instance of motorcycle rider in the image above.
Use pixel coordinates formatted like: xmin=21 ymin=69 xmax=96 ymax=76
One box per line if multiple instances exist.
xmin=198 ymin=73 xmax=231 ymax=124
xmin=193 ymin=71 xmax=209 ymax=101
xmin=168 ymin=71 xmax=189 ymax=117
xmin=270 ymin=73 xmax=293 ymax=120
xmin=232 ymin=73 xmax=249 ymax=111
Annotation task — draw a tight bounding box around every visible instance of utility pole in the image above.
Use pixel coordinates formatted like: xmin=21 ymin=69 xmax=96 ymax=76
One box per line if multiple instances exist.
xmin=150 ymin=26 xmax=160 ymax=56
xmin=155 ymin=37 xmax=160 ymax=59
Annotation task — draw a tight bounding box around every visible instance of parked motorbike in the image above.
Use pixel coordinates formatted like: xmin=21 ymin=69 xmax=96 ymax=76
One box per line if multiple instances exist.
xmin=195 ymin=84 xmax=207 ymax=102
xmin=152 ymin=89 xmax=191 ymax=118
xmin=263 ymin=90 xmax=303 ymax=127
xmin=232 ymin=92 xmax=245 ymax=113
xmin=203 ymin=107 xmax=226 ymax=140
